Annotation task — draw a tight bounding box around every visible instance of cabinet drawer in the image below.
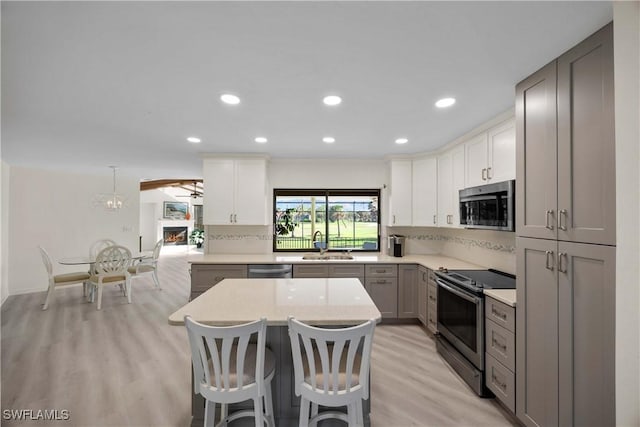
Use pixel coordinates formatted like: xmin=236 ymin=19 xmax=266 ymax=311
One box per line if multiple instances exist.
xmin=191 ymin=264 xmax=247 ymax=293
xmin=328 ymin=264 xmax=365 ymax=278
xmin=427 ymin=282 xmax=438 ymax=305
xmin=485 ymin=319 xmax=515 ymax=371
xmin=427 ymin=305 xmax=437 ymax=333
xmin=485 ymin=297 xmax=515 ymax=332
xmin=428 ymin=269 xmax=436 ymax=282
xmin=293 ymin=264 xmax=329 ymax=278
xmin=365 ymin=264 xmax=397 ymax=278
xmin=485 ymin=353 xmax=515 ymax=413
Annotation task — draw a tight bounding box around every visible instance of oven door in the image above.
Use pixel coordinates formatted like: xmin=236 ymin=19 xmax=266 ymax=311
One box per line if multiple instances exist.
xmin=436 ymin=278 xmax=484 ymax=369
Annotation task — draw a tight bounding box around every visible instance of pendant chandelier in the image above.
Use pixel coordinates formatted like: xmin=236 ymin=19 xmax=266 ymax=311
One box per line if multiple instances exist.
xmin=94 ymin=166 xmax=126 ymax=211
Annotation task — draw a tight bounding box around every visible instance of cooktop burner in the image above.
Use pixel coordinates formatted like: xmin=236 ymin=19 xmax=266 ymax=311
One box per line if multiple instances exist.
xmin=435 ymin=268 xmax=516 ymax=292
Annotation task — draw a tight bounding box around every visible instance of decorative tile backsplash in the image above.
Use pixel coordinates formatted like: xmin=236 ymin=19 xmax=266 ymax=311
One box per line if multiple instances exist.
xmin=406 ymin=233 xmax=515 ymax=253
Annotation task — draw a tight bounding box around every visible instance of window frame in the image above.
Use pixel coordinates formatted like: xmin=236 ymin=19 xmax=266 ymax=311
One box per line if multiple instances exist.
xmin=273 ymin=189 xmax=381 ymax=253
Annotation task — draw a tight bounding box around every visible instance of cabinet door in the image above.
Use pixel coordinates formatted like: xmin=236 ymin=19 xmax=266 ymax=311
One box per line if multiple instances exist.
xmin=450 ymin=146 xmax=465 ymax=228
xmin=557 ymin=23 xmax=615 ymax=246
xmin=234 ymin=159 xmax=268 ymax=225
xmin=487 ymin=119 xmax=516 ymax=183
xmin=516 ymin=237 xmax=559 ymax=427
xmin=190 ymin=264 xmax=248 ymax=299
xmin=412 ymin=156 xmax=438 ymax=226
xmin=437 ymin=152 xmax=452 ymax=227
xmin=389 ymin=160 xmax=413 ymax=226
xmin=557 ymin=241 xmax=615 ymax=427
xmin=203 ymin=159 xmax=235 ymax=224
xmin=417 ymin=267 xmax=428 ymax=326
xmin=464 ymin=133 xmax=488 ymax=188
xmin=516 ymin=61 xmax=558 ymax=240
xmin=365 ymin=278 xmax=398 ymax=318
xmin=398 ymin=264 xmax=418 ymax=318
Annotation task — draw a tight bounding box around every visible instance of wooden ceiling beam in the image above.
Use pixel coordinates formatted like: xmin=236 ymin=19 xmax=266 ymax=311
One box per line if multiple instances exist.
xmin=139 ymin=179 xmax=203 ymax=191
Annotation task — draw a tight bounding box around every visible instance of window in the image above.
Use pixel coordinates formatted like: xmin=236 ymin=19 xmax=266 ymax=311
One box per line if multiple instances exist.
xmin=273 ymin=189 xmax=380 ymax=252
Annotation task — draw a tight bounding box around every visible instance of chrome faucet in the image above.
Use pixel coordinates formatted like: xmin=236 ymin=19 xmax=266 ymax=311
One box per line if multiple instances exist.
xmin=312 ymin=230 xmax=327 ymax=254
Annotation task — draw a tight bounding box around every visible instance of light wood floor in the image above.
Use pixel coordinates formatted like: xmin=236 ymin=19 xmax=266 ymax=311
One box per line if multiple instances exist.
xmin=1 ymin=248 xmax=517 ymax=426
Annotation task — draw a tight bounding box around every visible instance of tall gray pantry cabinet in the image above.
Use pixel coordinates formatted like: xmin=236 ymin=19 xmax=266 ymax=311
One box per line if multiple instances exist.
xmin=515 ymin=23 xmax=615 ymax=427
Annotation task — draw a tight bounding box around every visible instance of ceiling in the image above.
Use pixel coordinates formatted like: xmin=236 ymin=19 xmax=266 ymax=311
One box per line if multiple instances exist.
xmin=1 ymin=1 xmax=613 ymax=180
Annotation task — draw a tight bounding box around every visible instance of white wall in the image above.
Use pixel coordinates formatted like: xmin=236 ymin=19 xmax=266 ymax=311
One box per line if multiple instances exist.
xmin=7 ymin=167 xmax=140 ymax=295
xmin=1 ymin=161 xmax=9 ymax=305
xmin=614 ymin=2 xmax=640 ymax=424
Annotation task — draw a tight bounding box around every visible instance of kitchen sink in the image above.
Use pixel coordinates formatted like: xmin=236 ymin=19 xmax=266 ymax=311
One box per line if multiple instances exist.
xmin=302 ymin=253 xmax=354 ymax=260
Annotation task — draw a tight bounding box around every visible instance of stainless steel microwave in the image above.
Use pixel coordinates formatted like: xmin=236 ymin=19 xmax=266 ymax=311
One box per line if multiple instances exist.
xmin=459 ymin=180 xmax=515 ymax=231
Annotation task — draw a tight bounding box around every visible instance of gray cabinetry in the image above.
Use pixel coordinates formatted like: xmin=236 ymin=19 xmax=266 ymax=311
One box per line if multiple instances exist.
xmin=364 ymin=264 xmax=398 ymax=318
xmin=293 ymin=264 xmax=329 ymax=278
xmin=485 ymin=296 xmax=516 ymax=413
xmin=515 ymin=23 xmax=616 ymax=427
xmin=516 ymin=237 xmax=615 ymax=427
xmin=328 ymin=264 xmax=365 ymax=284
xmin=426 ymin=269 xmax=438 ymax=334
xmin=516 ymin=23 xmax=615 ymax=246
xmin=190 ymin=264 xmax=248 ymax=300
xmin=398 ymin=264 xmax=418 ymax=318
xmin=417 ymin=266 xmax=428 ymax=326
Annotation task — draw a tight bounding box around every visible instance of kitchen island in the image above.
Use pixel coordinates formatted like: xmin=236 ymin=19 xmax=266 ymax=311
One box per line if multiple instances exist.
xmin=169 ymin=277 xmax=382 ymax=427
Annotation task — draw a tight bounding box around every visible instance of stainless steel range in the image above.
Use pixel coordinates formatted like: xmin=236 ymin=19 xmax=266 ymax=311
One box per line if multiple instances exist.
xmin=434 ymin=268 xmax=515 ymax=396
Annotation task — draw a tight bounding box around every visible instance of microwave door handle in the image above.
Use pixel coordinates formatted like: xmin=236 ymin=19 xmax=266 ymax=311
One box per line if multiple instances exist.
xmin=460 ymin=195 xmax=498 ymax=202
xmin=436 ymin=279 xmax=481 ymax=304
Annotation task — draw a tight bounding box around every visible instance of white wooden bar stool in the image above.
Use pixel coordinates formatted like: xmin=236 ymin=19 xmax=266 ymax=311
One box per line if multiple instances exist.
xmin=185 ymin=316 xmax=275 ymax=427
xmin=287 ymin=317 xmax=376 ymax=427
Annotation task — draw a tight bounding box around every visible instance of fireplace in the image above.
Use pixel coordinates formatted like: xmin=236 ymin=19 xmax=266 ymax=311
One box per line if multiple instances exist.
xmin=163 ymin=226 xmax=188 ymax=245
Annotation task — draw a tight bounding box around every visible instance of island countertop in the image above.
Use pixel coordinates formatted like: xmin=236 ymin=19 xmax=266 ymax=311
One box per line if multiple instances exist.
xmin=186 ymin=253 xmax=485 ymax=271
xmin=168 ymin=277 xmax=382 ymax=326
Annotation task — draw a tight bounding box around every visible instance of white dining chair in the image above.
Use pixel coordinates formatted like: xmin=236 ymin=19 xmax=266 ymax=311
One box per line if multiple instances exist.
xmin=89 ymin=238 xmax=117 ymax=260
xmin=288 ymin=317 xmax=376 ymax=427
xmin=87 ymin=245 xmax=131 ymax=310
xmin=185 ymin=316 xmax=275 ymax=427
xmin=128 ymin=238 xmax=163 ymax=290
xmin=39 ymin=246 xmax=91 ymax=310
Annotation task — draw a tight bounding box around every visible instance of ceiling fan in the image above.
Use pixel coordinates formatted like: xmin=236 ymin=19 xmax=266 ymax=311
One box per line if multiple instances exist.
xmin=176 ymin=181 xmax=203 ymax=199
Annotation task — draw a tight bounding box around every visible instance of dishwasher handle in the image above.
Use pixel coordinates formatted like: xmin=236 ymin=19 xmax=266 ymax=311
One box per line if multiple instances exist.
xmin=248 ymin=267 xmax=292 ymax=275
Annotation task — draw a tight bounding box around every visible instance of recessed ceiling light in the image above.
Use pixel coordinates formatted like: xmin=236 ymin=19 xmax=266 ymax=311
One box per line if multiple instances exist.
xmin=323 ymin=95 xmax=342 ymax=106
xmin=187 ymin=137 xmax=201 ymax=143
xmin=435 ymin=97 xmax=456 ymax=108
xmin=255 ymin=137 xmax=268 ymax=144
xmin=322 ymin=137 xmax=335 ymax=144
xmin=395 ymin=138 xmax=409 ymax=145
xmin=220 ymin=94 xmax=240 ymax=105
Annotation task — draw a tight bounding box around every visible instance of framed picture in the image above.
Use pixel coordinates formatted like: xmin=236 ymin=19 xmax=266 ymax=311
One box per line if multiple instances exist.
xmin=163 ymin=201 xmax=188 ymax=219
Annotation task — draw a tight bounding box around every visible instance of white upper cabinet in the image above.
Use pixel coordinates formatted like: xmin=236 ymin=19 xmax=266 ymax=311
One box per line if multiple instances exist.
xmin=465 ymin=119 xmax=516 ymax=188
xmin=388 ymin=159 xmax=412 ymax=226
xmin=203 ymin=157 xmax=268 ymax=225
xmin=437 ymin=146 xmax=465 ymax=228
xmin=412 ymin=156 xmax=438 ymax=226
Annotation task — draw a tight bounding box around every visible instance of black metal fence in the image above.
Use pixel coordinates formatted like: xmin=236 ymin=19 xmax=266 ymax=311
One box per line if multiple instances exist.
xmin=275 ymin=237 xmax=378 ymax=250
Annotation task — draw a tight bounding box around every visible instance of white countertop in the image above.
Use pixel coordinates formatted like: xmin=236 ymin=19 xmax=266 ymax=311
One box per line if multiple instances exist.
xmin=187 ymin=253 xmax=485 ymax=271
xmin=484 ymin=289 xmax=516 ymax=307
xmin=169 ymin=278 xmax=382 ymax=326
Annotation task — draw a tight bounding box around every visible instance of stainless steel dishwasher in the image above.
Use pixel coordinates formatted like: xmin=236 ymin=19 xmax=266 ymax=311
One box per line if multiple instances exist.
xmin=247 ymin=264 xmax=293 ymax=278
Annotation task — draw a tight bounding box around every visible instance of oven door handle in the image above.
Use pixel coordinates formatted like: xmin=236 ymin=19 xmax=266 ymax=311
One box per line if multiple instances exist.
xmin=436 ymin=279 xmax=482 ymax=305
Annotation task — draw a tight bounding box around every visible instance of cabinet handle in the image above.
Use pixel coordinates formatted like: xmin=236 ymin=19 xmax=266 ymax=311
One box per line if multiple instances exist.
xmin=491 ymin=374 xmax=507 ymax=391
xmin=429 ymin=295 xmax=436 ymax=302
xmin=229 ymin=214 xmax=233 ymax=223
xmin=558 ymin=252 xmax=568 ymax=273
xmin=545 ymin=210 xmax=555 ymax=230
xmin=491 ymin=307 xmax=507 ymax=320
xmin=233 ymin=214 xmax=237 ymax=223
xmin=433 ymin=215 xmax=437 ymax=224
xmin=558 ymin=209 xmax=567 ymax=231
xmin=376 ymin=280 xmax=387 ymax=284
xmin=393 ymin=215 xmax=396 ymax=224
xmin=492 ymin=338 xmax=507 ymax=353
xmin=487 ymin=167 xmax=492 ymax=180
xmin=482 ymin=168 xmax=487 ymax=181
xmin=545 ymin=250 xmax=554 ymax=270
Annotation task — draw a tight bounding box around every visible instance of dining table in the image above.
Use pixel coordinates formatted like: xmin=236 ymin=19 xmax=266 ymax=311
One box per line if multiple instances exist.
xmin=58 ymin=251 xmax=153 ymax=266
